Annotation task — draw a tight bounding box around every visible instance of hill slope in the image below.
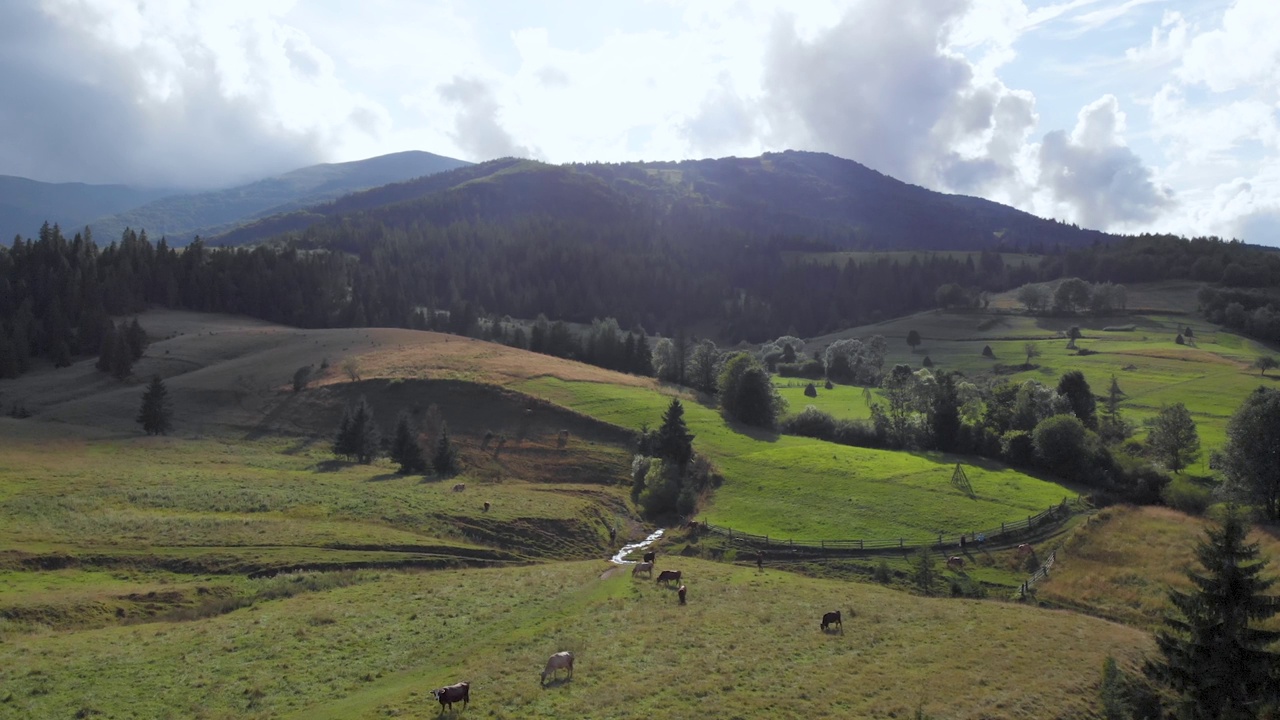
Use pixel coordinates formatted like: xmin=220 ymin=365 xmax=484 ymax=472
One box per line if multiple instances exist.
xmin=213 ymin=151 xmax=1116 ymax=250
xmin=89 ymin=150 xmax=469 ymax=245
xmin=0 ymin=175 xmax=174 ymax=242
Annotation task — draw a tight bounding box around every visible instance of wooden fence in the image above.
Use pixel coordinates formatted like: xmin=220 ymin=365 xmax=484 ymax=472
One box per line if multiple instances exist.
xmin=698 ymin=496 xmax=1082 ymax=555
xmin=1019 ymin=548 xmax=1058 ymax=598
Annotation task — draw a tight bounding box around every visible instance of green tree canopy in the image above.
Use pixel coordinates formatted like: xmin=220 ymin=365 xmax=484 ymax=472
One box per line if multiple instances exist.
xmin=1216 ymin=387 xmax=1280 ymax=519
xmin=389 ymin=412 xmax=426 ymax=475
xmin=334 ymin=397 xmax=379 ymax=465
xmin=1056 ymin=370 xmax=1097 ymax=430
xmin=1146 ymin=403 xmax=1200 ymax=474
xmin=655 ymin=398 xmax=695 ymax=467
xmin=1033 ymin=414 xmax=1089 ymax=472
xmin=718 ymin=352 xmax=784 ymax=428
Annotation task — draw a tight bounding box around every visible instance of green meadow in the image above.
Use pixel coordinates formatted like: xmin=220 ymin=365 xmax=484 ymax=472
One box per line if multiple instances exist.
xmin=519 ymin=377 xmax=1075 ymax=541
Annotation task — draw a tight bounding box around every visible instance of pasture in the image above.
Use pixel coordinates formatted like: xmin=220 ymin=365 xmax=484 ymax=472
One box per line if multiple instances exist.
xmin=519 ymin=377 xmax=1077 ymax=542
xmin=0 ymin=557 xmax=1149 ymax=720
xmin=1036 ymin=505 xmax=1280 ymax=631
xmin=799 ymin=285 xmax=1279 ymax=476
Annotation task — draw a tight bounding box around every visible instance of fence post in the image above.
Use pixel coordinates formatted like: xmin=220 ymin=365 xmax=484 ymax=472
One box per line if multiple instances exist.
xmin=859 ymin=540 xmax=863 ymax=550
xmin=899 ymin=538 xmax=903 ymax=548
xmin=729 ymin=528 xmax=733 ymax=541
xmin=1002 ymin=522 xmax=1005 ymax=532
xmin=765 ymin=535 xmax=769 ymax=546
xmin=821 ymin=540 xmax=825 ymax=550
xmin=938 ymin=533 xmax=943 ymax=546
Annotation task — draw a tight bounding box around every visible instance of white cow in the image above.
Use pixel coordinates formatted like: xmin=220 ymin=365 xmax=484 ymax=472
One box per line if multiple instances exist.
xmin=541 ymin=651 xmax=574 ymax=685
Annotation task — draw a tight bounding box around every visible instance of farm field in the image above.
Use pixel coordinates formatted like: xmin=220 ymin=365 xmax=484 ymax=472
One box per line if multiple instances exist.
xmin=0 ymin=557 xmax=1150 ymax=720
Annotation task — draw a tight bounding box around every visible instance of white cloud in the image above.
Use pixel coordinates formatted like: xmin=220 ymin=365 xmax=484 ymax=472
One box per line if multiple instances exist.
xmin=1038 ymin=95 xmax=1174 ymax=228
xmin=1176 ymin=0 xmax=1280 ymax=92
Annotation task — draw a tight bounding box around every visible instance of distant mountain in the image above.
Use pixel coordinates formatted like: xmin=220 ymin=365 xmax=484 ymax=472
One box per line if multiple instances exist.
xmin=0 ymin=176 xmax=174 ymax=242
xmin=213 ymin=151 xmax=1113 ymax=251
xmin=90 ymin=150 xmax=470 ymax=245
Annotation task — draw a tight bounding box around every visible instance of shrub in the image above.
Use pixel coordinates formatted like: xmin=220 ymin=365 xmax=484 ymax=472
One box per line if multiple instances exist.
xmin=873 ymin=559 xmax=892 ymax=583
xmin=1161 ymin=476 xmax=1212 ymax=515
xmin=776 ymin=360 xmax=825 ymax=379
xmin=781 ymin=406 xmax=837 ymax=439
xmin=1001 ymin=430 xmax=1036 ymax=466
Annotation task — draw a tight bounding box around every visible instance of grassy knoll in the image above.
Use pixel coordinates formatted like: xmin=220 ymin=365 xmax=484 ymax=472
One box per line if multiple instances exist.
xmin=1036 ymin=505 xmax=1280 ymax=630
xmin=520 ymin=377 xmax=1075 ymax=541
xmin=0 ymin=558 xmax=1149 ymax=720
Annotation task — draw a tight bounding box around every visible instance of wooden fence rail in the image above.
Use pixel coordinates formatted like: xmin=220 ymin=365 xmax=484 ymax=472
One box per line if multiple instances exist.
xmin=698 ymin=497 xmax=1083 ymax=555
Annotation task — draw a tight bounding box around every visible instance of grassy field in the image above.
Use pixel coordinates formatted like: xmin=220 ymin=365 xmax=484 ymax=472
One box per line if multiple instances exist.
xmin=0 ymin=557 xmax=1150 ymax=720
xmin=1036 ymin=505 xmax=1280 ymax=631
xmin=797 ymin=284 xmax=1279 ymax=476
xmin=520 ymin=377 xmax=1076 ymax=541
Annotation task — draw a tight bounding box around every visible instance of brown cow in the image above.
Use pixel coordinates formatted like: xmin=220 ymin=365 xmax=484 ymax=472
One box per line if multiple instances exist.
xmin=483 ymin=501 xmax=491 ymax=512
xmin=432 ymin=681 xmax=470 ymax=712
xmin=821 ymin=610 xmax=842 ymax=632
xmin=642 ymin=550 xmax=656 ymax=565
xmin=947 ymin=556 xmax=965 ymax=571
xmin=677 ymin=584 xmax=687 ymax=604
xmin=540 ymin=651 xmax=574 ymax=685
xmin=656 ymin=569 xmax=681 ymax=585
xmin=1017 ymin=543 xmax=1033 ymax=556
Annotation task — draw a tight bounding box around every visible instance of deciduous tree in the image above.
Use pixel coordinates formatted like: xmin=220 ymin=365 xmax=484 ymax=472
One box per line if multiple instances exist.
xmin=906 ymin=329 xmax=921 ymax=352
xmin=1216 ymin=387 xmax=1280 ymax=519
xmin=1146 ymin=403 xmax=1200 ymax=473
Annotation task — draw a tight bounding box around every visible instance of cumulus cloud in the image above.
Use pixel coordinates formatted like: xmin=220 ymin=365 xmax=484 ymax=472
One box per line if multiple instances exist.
xmin=0 ymin=1 xmax=387 ymax=188
xmin=1038 ymin=95 xmax=1172 ymax=228
xmin=437 ymin=77 xmax=537 ymax=161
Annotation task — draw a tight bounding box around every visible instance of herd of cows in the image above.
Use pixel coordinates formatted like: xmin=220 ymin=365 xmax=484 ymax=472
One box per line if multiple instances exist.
xmin=425 ymin=546 xmax=848 ymax=713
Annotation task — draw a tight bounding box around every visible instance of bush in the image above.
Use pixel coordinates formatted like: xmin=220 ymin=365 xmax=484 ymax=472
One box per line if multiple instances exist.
xmin=781 ymin=406 xmax=838 ymax=440
xmin=1161 ymin=476 xmax=1212 ymax=515
xmin=1001 ymin=430 xmax=1036 ymax=466
xmin=776 ymin=359 xmax=826 ymax=379
xmin=1033 ymin=415 xmax=1089 ymax=470
xmin=873 ymin=559 xmax=892 ymax=583
xmin=824 ymin=379 xmax=834 ymax=390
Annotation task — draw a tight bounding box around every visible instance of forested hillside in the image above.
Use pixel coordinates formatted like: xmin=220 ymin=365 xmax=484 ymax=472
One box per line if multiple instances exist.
xmin=213 ymin=151 xmax=1115 ymax=250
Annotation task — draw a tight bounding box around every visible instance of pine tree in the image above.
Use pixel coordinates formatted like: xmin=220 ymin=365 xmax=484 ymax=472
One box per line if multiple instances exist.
xmin=656 ymin=398 xmax=695 ymax=467
xmin=389 ymin=412 xmax=426 ymax=474
xmin=1145 ymin=506 xmax=1280 ymax=718
xmin=432 ymin=421 xmax=459 ymax=476
xmin=109 ymin=324 xmax=134 ymax=379
xmin=96 ymin=321 xmax=118 ymax=373
xmin=333 ymin=407 xmax=356 ymax=460
xmin=136 ymin=375 xmax=173 ymax=435
xmin=124 ymin=318 xmax=147 ymax=361
xmin=348 ymin=398 xmax=379 ymax=464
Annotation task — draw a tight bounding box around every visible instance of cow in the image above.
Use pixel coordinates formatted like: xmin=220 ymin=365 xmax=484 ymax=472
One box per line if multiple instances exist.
xmin=821 ymin=610 xmax=842 ymax=632
xmin=1017 ymin=543 xmax=1033 ymax=556
xmin=483 ymin=501 xmax=491 ymax=513
xmin=540 ymin=651 xmax=574 ymax=685
xmin=947 ymin=556 xmax=965 ymax=571
xmin=452 ymin=483 xmax=466 ymax=492
xmin=642 ymin=550 xmax=656 ymax=565
xmin=656 ymin=569 xmax=682 ymax=585
xmin=677 ymin=585 xmax=687 ymax=605
xmin=431 ymin=681 xmax=470 ymax=712
xmin=632 ymin=562 xmax=653 ymax=577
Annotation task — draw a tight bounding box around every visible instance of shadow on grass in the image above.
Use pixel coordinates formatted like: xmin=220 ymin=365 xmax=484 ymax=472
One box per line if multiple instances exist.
xmin=540 ymin=676 xmax=573 ymax=690
xmin=282 ymin=436 xmax=317 ymax=455
xmin=313 ymin=459 xmax=349 ymax=473
xmin=366 ymin=472 xmax=402 ymax=482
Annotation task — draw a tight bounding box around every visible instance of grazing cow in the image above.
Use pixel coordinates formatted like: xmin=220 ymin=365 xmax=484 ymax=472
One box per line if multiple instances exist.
xmin=540 ymin=651 xmax=574 ymax=685
xmin=632 ymin=562 xmax=653 ymax=577
xmin=656 ymin=569 xmax=682 ymax=585
xmin=483 ymin=501 xmax=491 ymax=512
xmin=642 ymin=550 xmax=656 ymax=565
xmin=821 ymin=610 xmax=842 ymax=632
xmin=1017 ymin=543 xmax=1033 ymax=556
xmin=431 ymin=682 xmax=470 ymax=712
xmin=677 ymin=585 xmax=687 ymax=605
xmin=947 ymin=556 xmax=965 ymax=571
xmin=452 ymin=483 xmax=466 ymax=492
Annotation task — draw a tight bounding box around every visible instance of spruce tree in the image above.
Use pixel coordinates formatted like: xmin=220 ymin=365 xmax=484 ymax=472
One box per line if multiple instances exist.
xmin=656 ymin=398 xmax=695 ymax=467
xmin=333 ymin=407 xmax=356 ymax=460
xmin=124 ymin=318 xmax=147 ymax=361
xmin=136 ymin=374 xmax=173 ymax=435
xmin=389 ymin=412 xmax=426 ymax=474
xmin=432 ymin=421 xmax=459 ymax=476
xmin=1145 ymin=506 xmax=1280 ymax=718
xmin=348 ymin=397 xmax=379 ymax=464
xmin=96 ymin=321 xmax=118 ymax=373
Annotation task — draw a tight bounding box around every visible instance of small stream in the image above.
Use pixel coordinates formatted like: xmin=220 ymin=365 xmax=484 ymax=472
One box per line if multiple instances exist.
xmin=609 ymin=529 xmax=664 ymax=564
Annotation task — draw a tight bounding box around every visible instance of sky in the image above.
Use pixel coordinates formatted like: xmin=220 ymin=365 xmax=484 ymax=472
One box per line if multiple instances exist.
xmin=0 ymin=0 xmax=1277 ymax=245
